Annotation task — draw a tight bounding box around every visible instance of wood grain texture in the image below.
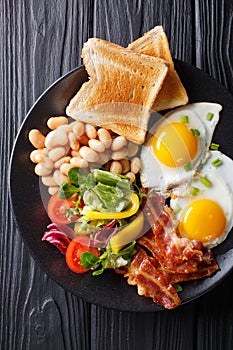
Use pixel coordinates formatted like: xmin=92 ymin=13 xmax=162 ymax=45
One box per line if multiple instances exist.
xmin=1 ymin=1 xmax=233 ymax=349
xmin=194 ymin=0 xmax=233 ymax=92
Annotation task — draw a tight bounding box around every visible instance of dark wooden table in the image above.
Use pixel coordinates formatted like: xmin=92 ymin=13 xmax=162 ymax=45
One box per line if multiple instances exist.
xmin=1 ymin=1 xmax=233 ymax=349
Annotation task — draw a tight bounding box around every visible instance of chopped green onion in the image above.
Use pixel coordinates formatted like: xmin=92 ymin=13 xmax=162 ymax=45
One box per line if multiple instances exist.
xmin=211 ymin=158 xmax=222 ymax=167
xmin=206 ymin=112 xmax=214 ymax=121
xmin=180 ymin=115 xmax=189 ymax=123
xmin=184 ymin=162 xmax=193 ymax=172
xmin=191 ymin=186 xmax=201 ymax=196
xmin=210 ymin=143 xmax=220 ymax=150
xmin=200 ymin=176 xmax=212 ymax=187
xmin=191 ymin=128 xmax=200 ymax=136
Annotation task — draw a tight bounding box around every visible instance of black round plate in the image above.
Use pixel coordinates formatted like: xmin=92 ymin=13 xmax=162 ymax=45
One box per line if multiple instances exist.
xmin=9 ymin=61 xmax=233 ymax=311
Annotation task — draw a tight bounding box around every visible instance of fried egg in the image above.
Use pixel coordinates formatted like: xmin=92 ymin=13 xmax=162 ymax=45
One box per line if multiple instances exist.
xmin=140 ymin=102 xmax=222 ymax=193
xmin=170 ymin=151 xmax=233 ymax=248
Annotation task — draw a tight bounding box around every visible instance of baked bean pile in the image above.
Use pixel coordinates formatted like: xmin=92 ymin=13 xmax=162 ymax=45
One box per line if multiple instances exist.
xmin=29 ymin=116 xmax=141 ymax=195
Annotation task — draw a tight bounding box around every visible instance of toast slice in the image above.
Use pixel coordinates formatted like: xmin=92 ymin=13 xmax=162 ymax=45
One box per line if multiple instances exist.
xmin=128 ymin=26 xmax=188 ymax=111
xmin=66 ymin=38 xmax=169 ymax=144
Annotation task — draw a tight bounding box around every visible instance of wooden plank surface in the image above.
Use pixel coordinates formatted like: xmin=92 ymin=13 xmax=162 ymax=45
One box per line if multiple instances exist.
xmin=1 ymin=1 xmax=233 ymax=349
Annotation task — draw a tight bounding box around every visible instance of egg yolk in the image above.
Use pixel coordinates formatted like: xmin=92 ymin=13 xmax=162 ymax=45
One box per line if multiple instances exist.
xmin=178 ymin=199 xmax=227 ymax=244
xmin=152 ymin=122 xmax=198 ymax=167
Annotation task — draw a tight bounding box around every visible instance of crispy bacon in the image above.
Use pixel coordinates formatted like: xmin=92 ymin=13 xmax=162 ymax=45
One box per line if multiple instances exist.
xmin=140 ymin=191 xmax=216 ymax=274
xmin=166 ymin=259 xmax=219 ymax=285
xmin=124 ymin=247 xmax=182 ymax=309
xmin=121 ymin=190 xmax=219 ymax=309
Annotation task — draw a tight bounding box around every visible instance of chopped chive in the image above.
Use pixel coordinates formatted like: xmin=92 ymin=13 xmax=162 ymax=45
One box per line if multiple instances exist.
xmin=210 ymin=143 xmax=220 ymax=150
xmin=191 ymin=128 xmax=200 ymax=136
xmin=206 ymin=112 xmax=214 ymax=121
xmin=211 ymin=158 xmax=222 ymax=167
xmin=184 ymin=162 xmax=193 ymax=172
xmin=191 ymin=186 xmax=201 ymax=196
xmin=201 ymin=176 xmax=212 ymax=187
xmin=180 ymin=115 xmax=189 ymax=123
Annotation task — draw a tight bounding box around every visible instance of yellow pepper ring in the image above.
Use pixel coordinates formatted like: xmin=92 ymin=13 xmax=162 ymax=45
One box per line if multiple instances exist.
xmin=84 ymin=193 xmax=140 ymax=220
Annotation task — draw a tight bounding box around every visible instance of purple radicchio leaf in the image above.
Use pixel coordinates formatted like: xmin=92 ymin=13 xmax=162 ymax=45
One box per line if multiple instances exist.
xmin=47 ymin=223 xmax=76 ymax=239
xmin=91 ymin=220 xmax=118 ymax=248
xmin=42 ymin=224 xmax=71 ymax=254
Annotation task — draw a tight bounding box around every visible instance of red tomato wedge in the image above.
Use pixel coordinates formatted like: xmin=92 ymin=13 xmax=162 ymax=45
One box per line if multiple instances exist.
xmin=47 ymin=192 xmax=80 ymax=225
xmin=65 ymin=235 xmax=100 ymax=273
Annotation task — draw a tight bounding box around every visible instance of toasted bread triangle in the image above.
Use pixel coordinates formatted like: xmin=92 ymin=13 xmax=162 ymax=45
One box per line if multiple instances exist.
xmin=128 ymin=26 xmax=188 ymax=111
xmin=66 ymin=38 xmax=169 ymax=144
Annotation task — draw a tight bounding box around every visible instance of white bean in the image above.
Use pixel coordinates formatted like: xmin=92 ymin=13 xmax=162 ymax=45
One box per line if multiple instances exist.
xmin=127 ymin=142 xmax=139 ymax=157
xmin=111 ymin=147 xmax=128 ymax=160
xmin=54 ymin=156 xmax=71 ymax=168
xmin=111 ymin=136 xmax=127 ymax=151
xmin=37 ymin=155 xmax=54 ymax=170
xmin=42 ymin=148 xmax=49 ymax=156
xmin=110 ymin=161 xmax=123 ymax=174
xmin=48 ymin=147 xmax=66 ymax=162
xmin=72 ymin=121 xmax=85 ymax=138
xmin=48 ymin=186 xmax=59 ymax=195
xmin=70 ymin=156 xmax=89 ymax=168
xmin=88 ymin=139 xmax=105 ymax=153
xmin=45 ymin=129 xmax=68 ymax=149
xmin=47 ymin=116 xmax=68 ymax=130
xmin=58 ymin=124 xmax=73 ymax=133
xmin=96 ymin=151 xmax=111 ymax=165
xmin=29 ymin=129 xmax=45 ymax=149
xmin=53 ymin=170 xmax=69 ymax=186
xmin=60 ymin=163 xmax=74 ymax=176
xmin=71 ymin=150 xmax=80 ymax=157
xmin=34 ymin=163 xmax=52 ymax=177
xmin=68 ymin=132 xmax=80 ymax=151
xmin=120 ymin=159 xmax=130 ymax=174
xmin=79 ymin=146 xmax=99 ymax=163
xmin=125 ymin=171 xmax=136 ymax=184
xmin=130 ymin=157 xmax=141 ymax=174
xmin=97 ymin=128 xmax=112 ymax=148
xmin=85 ymin=124 xmax=97 ymax=139
xmin=42 ymin=175 xmax=58 ymax=187
xmin=30 ymin=149 xmax=44 ymax=163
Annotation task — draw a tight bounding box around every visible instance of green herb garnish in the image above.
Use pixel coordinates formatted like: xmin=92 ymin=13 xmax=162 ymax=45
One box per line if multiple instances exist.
xmin=191 ymin=186 xmax=201 ymax=196
xmin=210 ymin=143 xmax=220 ymax=150
xmin=58 ymin=167 xmax=95 ymax=199
xmin=173 ymin=284 xmax=183 ymax=292
xmin=180 ymin=115 xmax=189 ymax=123
xmin=93 ymin=169 xmax=131 ymax=191
xmin=68 ymin=167 xmax=85 ymax=186
xmin=191 ymin=128 xmax=200 ymax=136
xmin=58 ymin=182 xmax=79 ymax=199
xmin=211 ymin=158 xmax=222 ymax=167
xmin=206 ymin=112 xmax=214 ymax=121
xmin=80 ymin=241 xmax=137 ymax=275
xmin=200 ymin=176 xmax=212 ymax=187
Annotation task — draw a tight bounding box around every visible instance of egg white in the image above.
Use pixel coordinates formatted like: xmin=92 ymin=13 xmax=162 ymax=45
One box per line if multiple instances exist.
xmin=170 ymin=151 xmax=233 ymax=248
xmin=140 ymin=102 xmax=222 ymax=193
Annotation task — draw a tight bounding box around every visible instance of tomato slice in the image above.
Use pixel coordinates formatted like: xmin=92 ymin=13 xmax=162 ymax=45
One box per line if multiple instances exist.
xmin=65 ymin=235 xmax=100 ymax=273
xmin=47 ymin=192 xmax=80 ymax=225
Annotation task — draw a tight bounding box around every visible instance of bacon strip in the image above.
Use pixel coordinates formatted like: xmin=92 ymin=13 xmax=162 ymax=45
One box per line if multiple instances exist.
xmin=141 ymin=191 xmax=216 ymax=274
xmin=120 ymin=190 xmax=219 ymax=309
xmin=124 ymin=247 xmax=181 ymax=309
